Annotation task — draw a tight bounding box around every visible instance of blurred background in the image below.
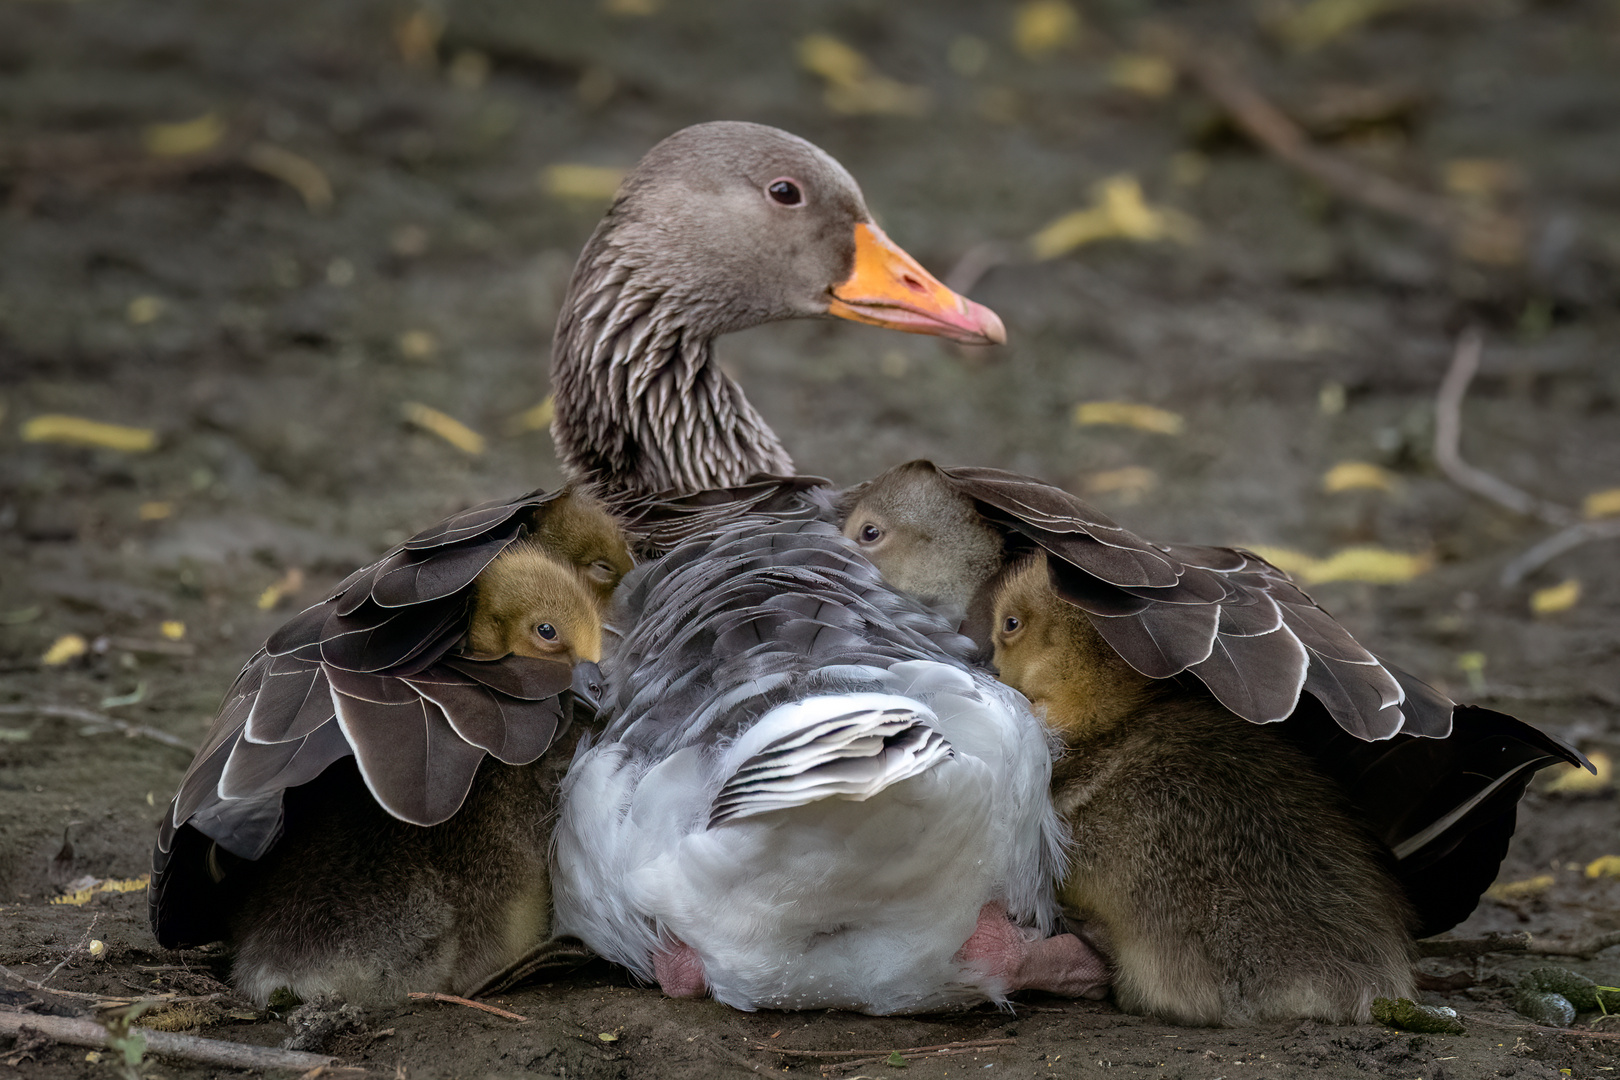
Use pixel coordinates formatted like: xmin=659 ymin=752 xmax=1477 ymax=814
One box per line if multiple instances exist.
xmin=1 ymin=0 xmax=1616 ymax=958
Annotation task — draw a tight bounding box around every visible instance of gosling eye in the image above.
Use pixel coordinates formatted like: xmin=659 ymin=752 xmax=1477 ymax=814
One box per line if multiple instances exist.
xmin=1002 ymin=615 xmax=1021 ymax=635
xmin=857 ymin=523 xmax=882 ymax=544
xmin=535 ymin=623 xmax=558 ymax=642
xmin=586 ymin=560 xmax=619 ymax=584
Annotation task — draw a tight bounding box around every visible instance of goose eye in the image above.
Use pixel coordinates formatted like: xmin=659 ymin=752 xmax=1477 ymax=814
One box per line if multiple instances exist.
xmin=858 ymin=523 xmax=881 ymax=544
xmin=1002 ymin=616 xmax=1021 ymax=635
xmin=535 ymin=623 xmax=558 ymax=641
xmin=767 ymin=178 xmax=803 ymax=206
xmin=587 ymin=560 xmax=618 ymax=584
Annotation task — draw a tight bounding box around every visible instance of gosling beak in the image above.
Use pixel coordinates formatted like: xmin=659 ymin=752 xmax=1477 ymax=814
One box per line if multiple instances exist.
xmin=569 ymin=660 xmax=606 ymax=716
xmin=828 ymin=223 xmax=1006 ymax=346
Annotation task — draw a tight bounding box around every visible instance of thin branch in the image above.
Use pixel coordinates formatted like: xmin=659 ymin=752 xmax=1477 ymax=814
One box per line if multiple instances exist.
xmin=1434 ymin=328 xmax=1578 ymax=527
xmin=751 ymin=1037 xmax=1015 ymax=1059
xmin=0 ymin=1011 xmax=337 ymax=1071
xmin=0 ymin=703 xmax=194 ymax=752
xmin=405 ymin=992 xmax=527 ymax=1022
xmin=1417 ymin=930 xmax=1620 ymax=960
xmin=1501 ymin=518 xmax=1620 ymax=586
xmin=1 ymin=964 xmax=113 ymax=1002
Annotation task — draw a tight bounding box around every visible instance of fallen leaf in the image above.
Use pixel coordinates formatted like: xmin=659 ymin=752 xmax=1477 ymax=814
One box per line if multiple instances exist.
xmin=22 ymin=415 xmax=157 ymax=452
xmin=1029 ymin=176 xmax=1198 ymax=259
xmin=42 ymin=634 xmax=89 ymax=666
xmin=402 ymin=402 xmax=486 ymax=454
xmin=394 ymin=9 xmax=444 ymax=67
xmin=1444 ymin=158 xmax=1524 ymax=200
xmin=602 ymin=0 xmax=661 ymax=13
xmin=244 ymin=142 xmax=335 ymax=212
xmin=126 ymin=296 xmax=165 ymax=325
xmin=160 ymin=621 xmax=186 ymax=641
xmin=1582 ymin=488 xmax=1620 ymax=520
xmin=1485 ymin=874 xmax=1555 ymax=903
xmin=143 ymin=112 xmax=227 ymax=157
xmin=258 ymin=568 xmax=306 ymax=611
xmin=1073 ymin=401 xmax=1184 ymax=435
xmin=1012 ymin=0 xmax=1083 ymax=58
xmin=101 ymin=683 xmax=147 ymax=708
xmin=797 ymin=34 xmax=931 ymax=117
xmin=1455 ymin=651 xmax=1487 ymax=695
xmin=1322 ymin=461 xmax=1397 ymax=493
xmin=50 ymin=874 xmax=151 ymax=906
xmin=1585 ymin=854 xmax=1620 ymax=879
xmin=1108 ymin=53 xmax=1176 ymax=98
xmin=597 ymin=1033 xmax=618 ymax=1042
xmin=397 ymin=329 xmax=439 ymax=361
xmin=0 ymin=728 xmax=32 ymax=742
xmin=542 ymin=163 xmax=627 ymax=202
xmin=509 ymin=395 xmax=556 ymax=434
xmin=1530 ymin=578 xmax=1580 ymax=617
xmin=1246 ymin=545 xmax=1431 ymax=585
xmin=1264 ymin=0 xmax=1413 ymax=53
xmin=1083 ymin=466 xmax=1158 ymax=502
xmin=139 ymin=501 xmax=173 ymax=521
xmin=1546 ymin=751 xmax=1611 ymax=795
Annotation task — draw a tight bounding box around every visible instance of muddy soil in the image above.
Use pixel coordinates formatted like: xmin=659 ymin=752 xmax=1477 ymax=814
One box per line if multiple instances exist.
xmin=2 ymin=1 xmax=1618 ymax=1077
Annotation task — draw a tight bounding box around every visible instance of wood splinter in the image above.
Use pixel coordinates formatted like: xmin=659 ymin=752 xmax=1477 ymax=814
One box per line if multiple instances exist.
xmin=0 ymin=1011 xmax=337 ymax=1071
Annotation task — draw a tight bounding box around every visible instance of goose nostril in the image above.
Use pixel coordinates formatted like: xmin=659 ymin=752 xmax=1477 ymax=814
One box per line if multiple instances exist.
xmin=902 ymin=274 xmax=925 ymax=294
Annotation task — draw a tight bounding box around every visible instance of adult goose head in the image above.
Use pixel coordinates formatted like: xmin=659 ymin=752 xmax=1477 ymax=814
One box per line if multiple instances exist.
xmin=549 ymin=121 xmax=1003 ymax=500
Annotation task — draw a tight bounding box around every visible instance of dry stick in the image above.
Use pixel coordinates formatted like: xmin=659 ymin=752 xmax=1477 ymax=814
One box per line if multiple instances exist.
xmin=0 ymin=1011 xmax=337 ymax=1071
xmin=824 ymin=1045 xmax=1006 ymax=1076
xmin=0 ymin=703 xmax=194 ymax=752
xmin=1417 ymin=929 xmax=1620 ymax=961
xmin=1463 ymin=1013 xmax=1620 ymax=1041
xmin=752 ymin=1037 xmax=1015 ymax=1059
xmin=1501 ymin=518 xmax=1620 ymax=587
xmin=1434 ymin=329 xmax=1577 ymax=528
xmin=405 ymin=992 xmax=527 ymax=1022
xmin=1168 ymin=42 xmax=1468 ymax=242
xmin=0 ymin=963 xmax=112 ymax=1003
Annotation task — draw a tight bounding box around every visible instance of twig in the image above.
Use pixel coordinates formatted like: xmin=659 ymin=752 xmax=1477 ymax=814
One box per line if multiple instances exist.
xmin=39 ymin=915 xmax=100 ymax=987
xmin=0 ymin=703 xmax=194 ymax=752
xmin=405 ymin=992 xmax=527 ymax=1021
xmin=1417 ymin=930 xmax=1620 ymax=960
xmin=0 ymin=963 xmax=112 ymax=1002
xmin=824 ymin=1045 xmax=1005 ymax=1075
xmin=1501 ymin=518 xmax=1620 ymax=586
xmin=1434 ymin=329 xmax=1577 ymax=528
xmin=751 ymin=1037 xmax=1015 ymax=1059
xmin=1463 ymin=1012 xmax=1620 ymax=1041
xmin=0 ymin=1011 xmax=337 ymax=1070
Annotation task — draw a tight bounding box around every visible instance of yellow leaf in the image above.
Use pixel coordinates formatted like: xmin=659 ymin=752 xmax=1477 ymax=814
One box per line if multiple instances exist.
xmin=143 ymin=112 xmax=227 ymax=157
xmin=1012 ymin=0 xmax=1083 ymax=58
xmin=1585 ymin=854 xmax=1620 ymax=879
xmin=1322 ymin=461 xmax=1397 ymax=493
xmin=1072 ymin=401 xmax=1184 ymax=435
xmin=1108 ymin=54 xmax=1176 ymax=98
xmin=139 ymin=501 xmax=173 ymax=521
xmin=1266 ymin=0 xmax=1412 ymax=53
xmin=257 ymin=568 xmax=306 ymax=611
xmin=602 ymin=0 xmax=661 ymax=14
xmin=796 ymin=35 xmax=931 ymax=117
xmin=42 ymin=634 xmax=88 ymax=667
xmin=1030 ymin=176 xmax=1198 ymax=259
xmin=51 ymin=874 xmax=151 ymax=906
xmin=244 ymin=142 xmax=335 ymax=212
xmin=1444 ymin=158 xmax=1523 ymax=200
xmin=397 ymin=329 xmax=439 ymax=361
xmin=1547 ymin=751 xmax=1611 ymax=795
xmin=597 ymin=1032 xmax=618 ymax=1042
xmin=1485 ymin=874 xmax=1555 ymax=903
xmin=160 ymin=621 xmax=186 ymax=641
xmin=126 ymin=295 xmax=165 ymax=325
xmin=1083 ymin=466 xmax=1158 ymax=503
xmin=402 ymin=402 xmax=485 ymax=455
xmin=1245 ymin=545 xmax=1431 ymax=585
xmin=22 ymin=415 xmax=157 ymax=452
xmin=541 ymin=163 xmax=627 ymax=202
xmin=509 ymin=395 xmax=556 ymax=434
xmin=1582 ymin=488 xmax=1620 ymax=519
xmin=1530 ymin=578 xmax=1580 ymax=616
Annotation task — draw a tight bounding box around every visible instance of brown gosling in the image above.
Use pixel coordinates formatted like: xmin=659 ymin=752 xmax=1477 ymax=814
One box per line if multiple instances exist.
xmin=227 ymin=500 xmax=627 ymax=1007
xmin=991 ymin=555 xmax=1416 ymax=1026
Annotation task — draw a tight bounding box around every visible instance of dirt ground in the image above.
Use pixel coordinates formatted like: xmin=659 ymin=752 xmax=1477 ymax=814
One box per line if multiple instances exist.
xmin=3 ymin=0 xmax=1619 ymax=1077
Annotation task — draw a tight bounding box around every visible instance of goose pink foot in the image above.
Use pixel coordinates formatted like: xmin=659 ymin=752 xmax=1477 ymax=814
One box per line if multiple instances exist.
xmin=957 ymin=902 xmax=1111 ymax=999
xmin=654 ymin=941 xmax=707 ymax=998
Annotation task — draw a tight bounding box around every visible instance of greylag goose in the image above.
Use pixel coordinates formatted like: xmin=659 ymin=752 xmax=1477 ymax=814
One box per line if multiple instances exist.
xmin=989 ymin=555 xmax=1415 ymax=1024
xmin=148 ymin=489 xmax=629 ymax=1003
xmin=840 ymin=460 xmax=1588 ymax=938
xmin=542 ymin=122 xmax=1102 ymax=1012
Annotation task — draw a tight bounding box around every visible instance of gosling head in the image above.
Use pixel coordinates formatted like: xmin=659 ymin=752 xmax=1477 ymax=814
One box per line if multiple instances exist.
xmin=467 ymin=543 xmax=606 ymax=667
xmin=532 ymin=490 xmax=634 ymax=611
xmin=841 ymin=460 xmax=1004 ymax=627
xmin=990 ymin=554 xmax=1152 ymax=745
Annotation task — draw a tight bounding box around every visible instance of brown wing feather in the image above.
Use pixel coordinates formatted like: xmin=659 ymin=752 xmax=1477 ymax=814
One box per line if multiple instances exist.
xmin=150 ymin=489 xmax=584 ymax=949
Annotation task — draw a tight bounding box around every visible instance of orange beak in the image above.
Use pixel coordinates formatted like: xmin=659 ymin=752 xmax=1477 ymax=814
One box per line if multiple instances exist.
xmin=827 ymin=223 xmax=1006 ymax=346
